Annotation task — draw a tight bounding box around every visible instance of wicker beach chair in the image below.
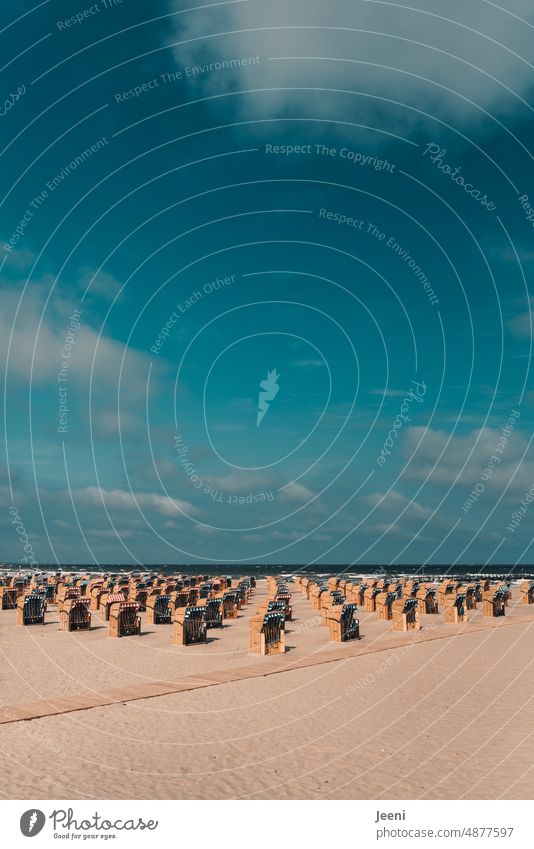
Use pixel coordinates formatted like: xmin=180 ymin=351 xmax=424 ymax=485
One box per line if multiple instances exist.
xmin=416 ymin=586 xmax=439 ymax=614
xmin=59 ymin=597 xmax=91 ymax=631
xmin=444 ymin=593 xmax=467 ymax=623
xmin=363 ymin=586 xmax=382 ymax=612
xmin=173 ymin=605 xmax=208 ymax=646
xmin=520 ymin=580 xmax=534 ymax=604
xmin=198 ymin=583 xmax=212 ymax=600
xmin=202 ymin=597 xmax=223 ymax=628
xmin=16 ymin=593 xmax=46 ymax=625
xmin=249 ymin=611 xmax=286 ymax=655
xmin=403 ymin=580 xmax=420 ymax=599
xmin=483 ymin=588 xmax=506 ymax=617
xmin=168 ymin=589 xmax=189 ymax=611
xmin=100 ymin=592 xmax=126 ymax=621
xmin=376 ymin=591 xmax=398 ymax=621
xmin=392 ymin=597 xmax=421 ymax=631
xmin=437 ymin=579 xmax=456 ymax=606
xmin=222 ymin=591 xmax=239 ymax=619
xmin=0 ymin=586 xmax=18 ymax=609
xmin=146 ymin=593 xmax=172 ymax=625
xmin=109 ymin=601 xmax=141 ymax=637
xmin=327 ymin=602 xmax=360 ymax=642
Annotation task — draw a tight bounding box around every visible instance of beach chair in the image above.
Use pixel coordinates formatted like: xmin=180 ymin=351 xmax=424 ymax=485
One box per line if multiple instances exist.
xmin=57 ymin=585 xmax=80 ymax=605
xmin=198 ymin=583 xmax=212 ymax=600
xmin=437 ymin=579 xmax=455 ymax=606
xmin=349 ymin=583 xmax=367 ymax=605
xmin=392 ymin=597 xmax=420 ymax=631
xmin=130 ymin=585 xmax=149 ymax=611
xmin=173 ymin=606 xmax=208 ymax=646
xmin=376 ymin=591 xmax=398 ymax=621
xmin=309 ymin=583 xmax=321 ymax=609
xmin=100 ymin=592 xmax=126 ymax=621
xmin=363 ymin=586 xmax=381 ymax=612
xmin=201 ymin=597 xmax=223 ymax=628
xmin=168 ymin=589 xmax=190 ymax=611
xmin=222 ymin=591 xmax=239 ymax=619
xmin=483 ymin=588 xmax=506 ymax=617
xmin=0 ymin=586 xmax=18 ymax=609
xmin=16 ymin=593 xmax=46 ymax=626
xmin=108 ymin=601 xmax=140 ymax=637
xmin=249 ymin=612 xmax=286 ymax=655
xmin=416 ymin=586 xmax=438 ymax=614
xmin=403 ymin=581 xmax=420 ymax=599
xmin=320 ymin=592 xmax=342 ymax=624
xmin=237 ymin=581 xmax=251 ymax=606
xmin=520 ymin=581 xmax=534 ymax=604
xmin=464 ymin=585 xmax=477 ymax=610
xmin=444 ymin=593 xmax=468 ymax=624
xmin=89 ymin=584 xmax=106 ymax=611
xmin=327 ymin=603 xmax=360 ymax=642
xmin=146 ymin=594 xmax=172 ymax=625
xmin=187 ymin=588 xmax=199 ymax=606
xmin=59 ymin=597 xmax=91 ymax=632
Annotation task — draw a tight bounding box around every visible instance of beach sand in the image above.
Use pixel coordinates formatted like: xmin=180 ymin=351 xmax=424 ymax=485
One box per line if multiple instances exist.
xmin=1 ymin=580 xmax=533 ymax=799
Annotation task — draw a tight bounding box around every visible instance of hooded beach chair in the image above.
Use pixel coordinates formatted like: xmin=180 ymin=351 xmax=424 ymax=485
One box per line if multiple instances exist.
xmin=109 ymin=600 xmax=141 ymax=637
xmin=437 ymin=579 xmax=456 ymax=606
xmin=0 ymin=586 xmax=18 ymax=609
xmin=146 ymin=593 xmax=172 ymax=625
xmin=520 ymin=580 xmax=534 ymax=604
xmin=249 ymin=611 xmax=286 ymax=655
xmin=392 ymin=597 xmax=421 ymax=631
xmin=59 ymin=597 xmax=91 ymax=631
xmin=363 ymin=586 xmax=382 ymax=612
xmin=483 ymin=588 xmax=506 ymax=617
xmin=100 ymin=592 xmax=126 ymax=621
xmin=173 ymin=605 xmax=208 ymax=645
xmin=201 ymin=597 xmax=223 ymax=628
xmin=376 ymin=591 xmax=398 ymax=621
xmin=444 ymin=593 xmax=467 ymax=623
xmin=327 ymin=603 xmax=360 ymax=642
xmin=416 ymin=586 xmax=439 ymax=614
xmin=222 ymin=591 xmax=239 ymax=619
xmin=16 ymin=593 xmax=46 ymax=625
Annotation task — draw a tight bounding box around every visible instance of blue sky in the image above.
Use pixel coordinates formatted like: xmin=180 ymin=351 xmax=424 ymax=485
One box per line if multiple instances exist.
xmin=1 ymin=0 xmax=534 ymax=566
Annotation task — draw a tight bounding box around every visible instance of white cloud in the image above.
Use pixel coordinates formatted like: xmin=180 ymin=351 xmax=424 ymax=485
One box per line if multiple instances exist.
xmin=0 ymin=279 xmax=155 ymax=399
xmin=72 ymin=486 xmax=199 ymax=517
xmin=280 ymin=481 xmax=314 ymax=501
xmin=169 ymin=0 xmax=534 ymax=132
xmin=402 ymin=424 xmax=532 ymax=495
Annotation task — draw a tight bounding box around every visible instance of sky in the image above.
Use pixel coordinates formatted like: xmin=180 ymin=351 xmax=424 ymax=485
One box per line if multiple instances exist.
xmin=1 ymin=0 xmax=534 ymax=566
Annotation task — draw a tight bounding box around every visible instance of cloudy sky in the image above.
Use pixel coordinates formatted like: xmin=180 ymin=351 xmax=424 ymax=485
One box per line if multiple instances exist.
xmin=1 ymin=0 xmax=533 ymax=566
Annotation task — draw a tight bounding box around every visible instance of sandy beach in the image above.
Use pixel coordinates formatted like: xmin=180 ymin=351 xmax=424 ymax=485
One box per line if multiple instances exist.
xmin=1 ymin=579 xmax=533 ymax=800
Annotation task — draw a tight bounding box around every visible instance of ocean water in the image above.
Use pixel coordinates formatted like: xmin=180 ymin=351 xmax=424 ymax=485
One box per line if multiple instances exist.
xmin=5 ymin=564 xmax=534 ymax=580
